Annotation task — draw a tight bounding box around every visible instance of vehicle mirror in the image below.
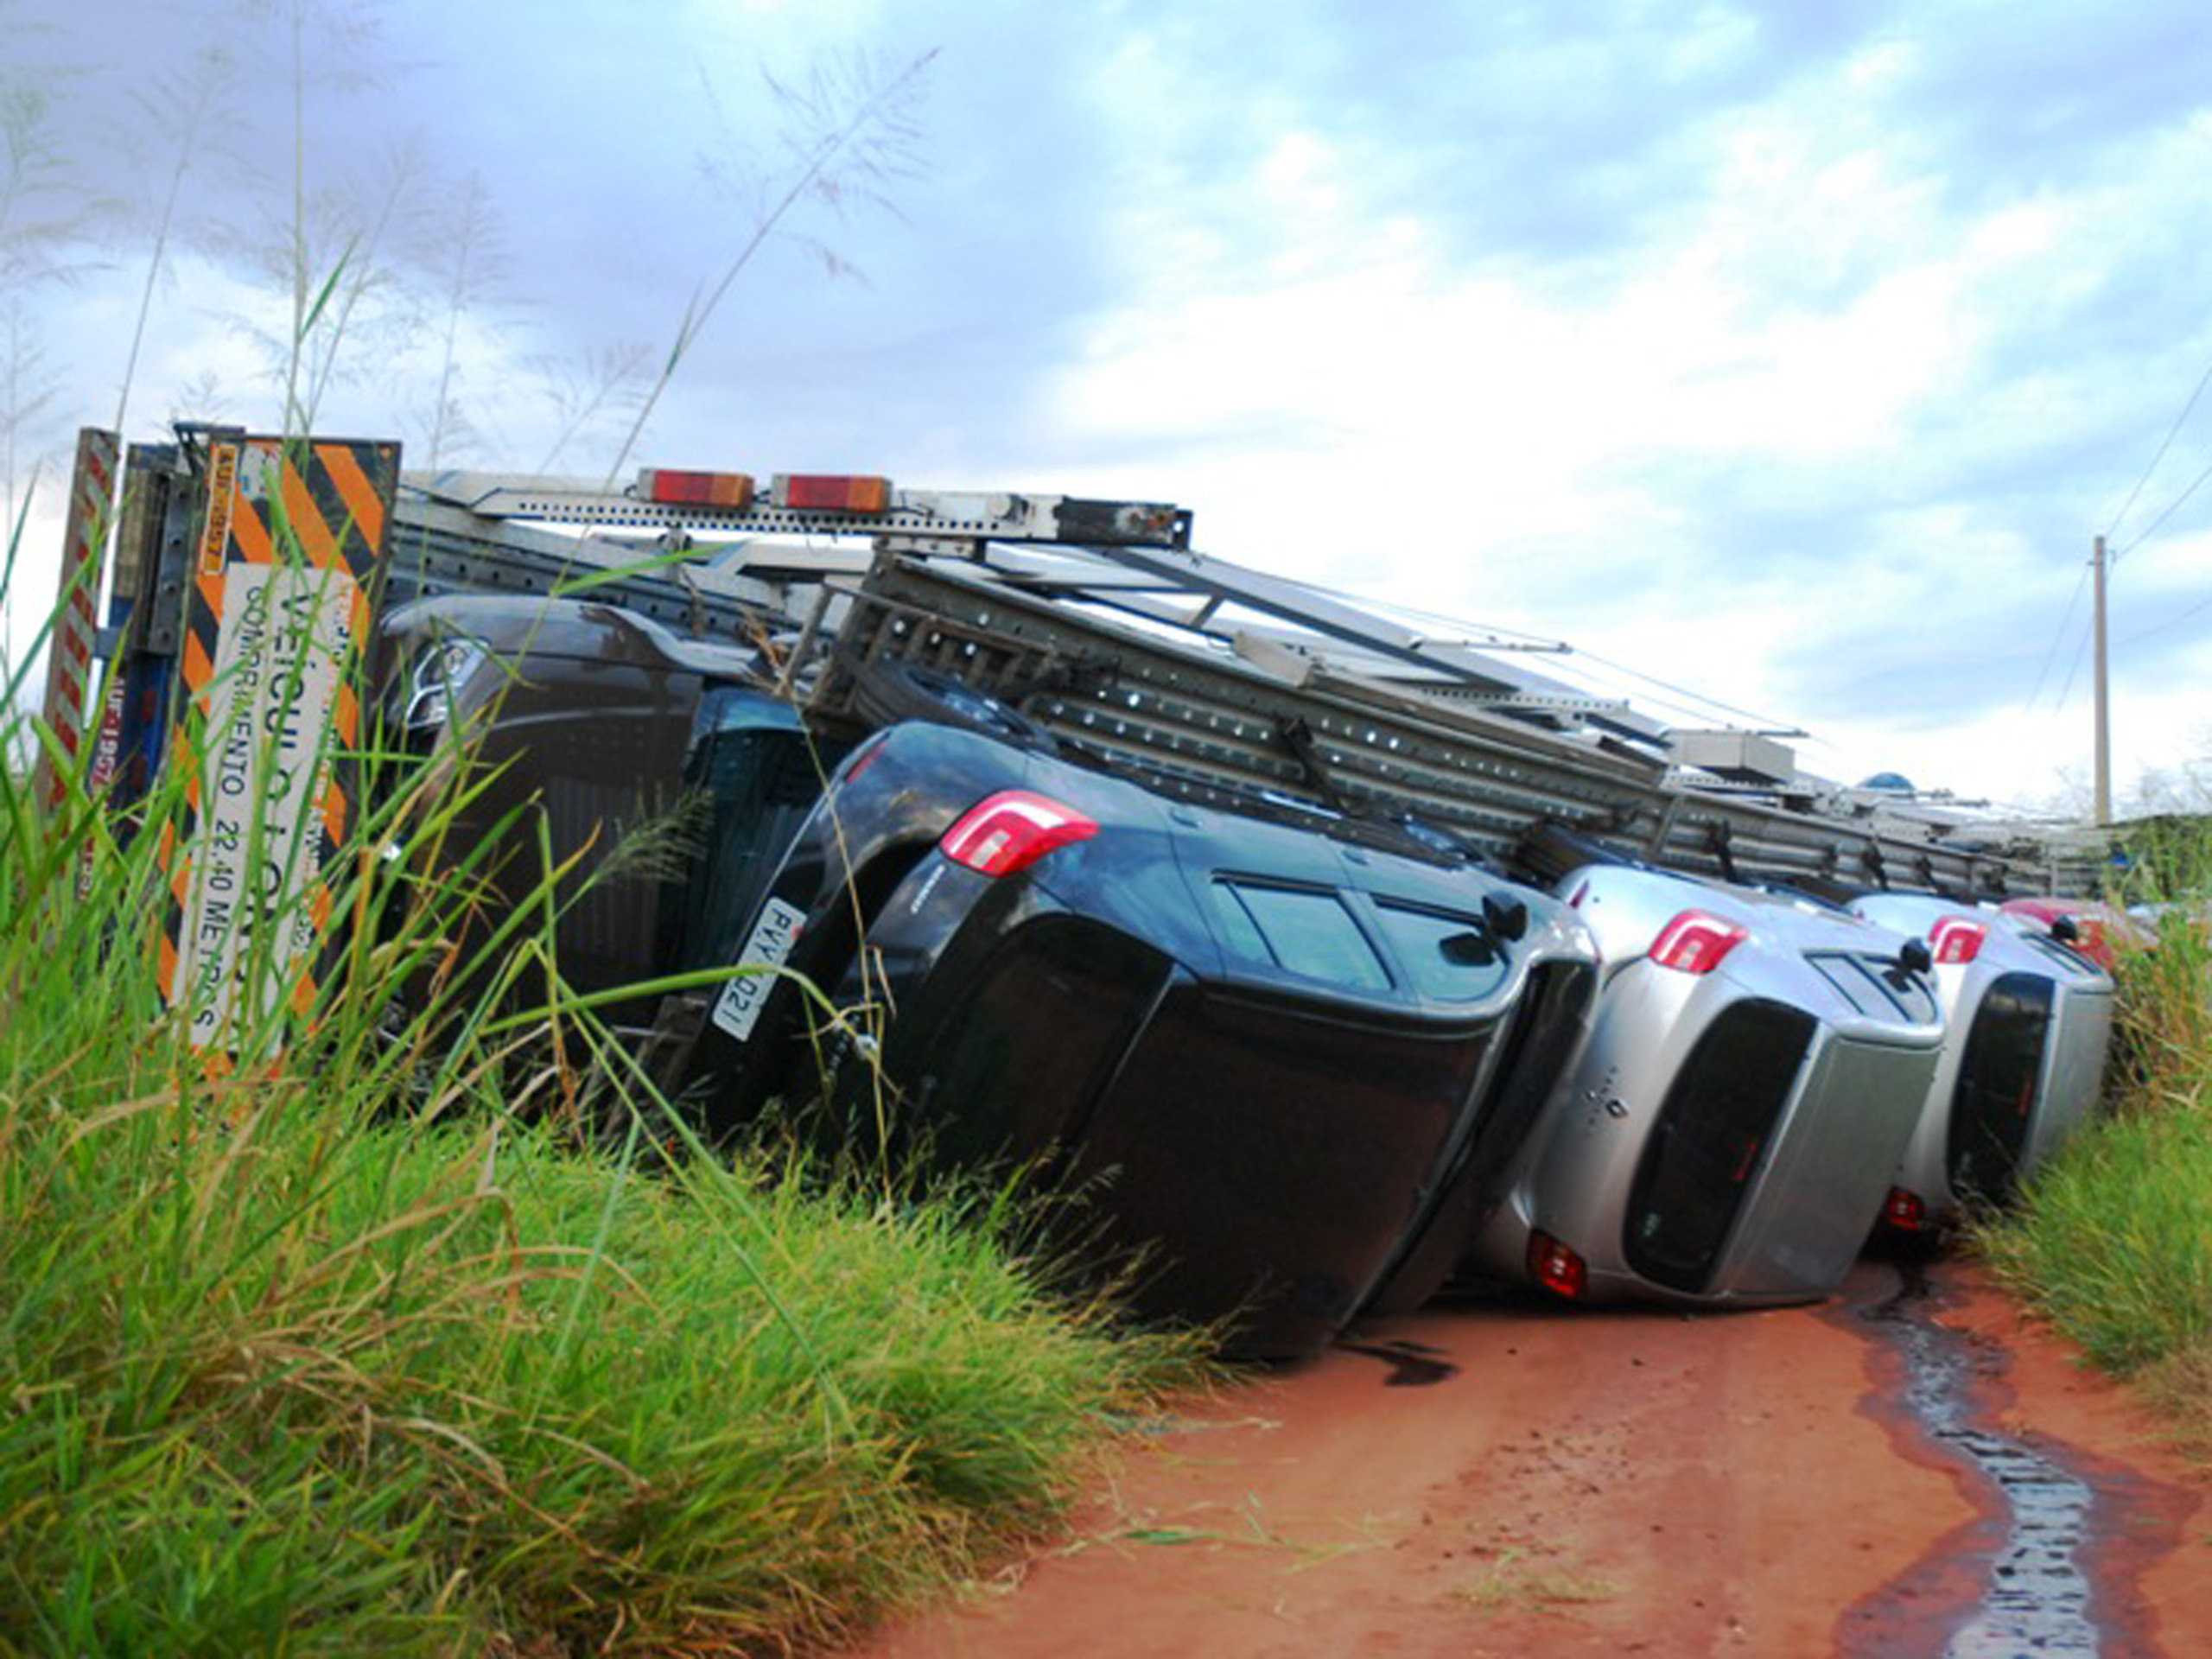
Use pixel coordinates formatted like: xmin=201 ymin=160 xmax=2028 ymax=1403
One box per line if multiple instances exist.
xmin=2050 ymin=915 xmax=2081 ymax=944
xmin=1439 ymin=930 xmax=1498 ymax=967
xmin=1897 ymin=938 xmax=1933 ymax=976
xmin=1482 ymin=893 xmax=1529 ymax=943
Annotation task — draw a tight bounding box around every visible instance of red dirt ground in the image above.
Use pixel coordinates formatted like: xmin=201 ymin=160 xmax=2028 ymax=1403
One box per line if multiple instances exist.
xmin=839 ymin=1257 xmax=2212 ymax=1658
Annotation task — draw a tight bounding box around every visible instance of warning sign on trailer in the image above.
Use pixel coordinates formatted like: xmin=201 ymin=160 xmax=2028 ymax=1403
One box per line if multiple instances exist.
xmin=159 ymin=434 xmax=398 ymax=1055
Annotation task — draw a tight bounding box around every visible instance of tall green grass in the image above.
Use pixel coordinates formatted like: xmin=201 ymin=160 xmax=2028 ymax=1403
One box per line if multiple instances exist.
xmin=1978 ymin=825 xmax=2212 ymax=1434
xmin=0 ymin=498 xmax=1211 ymax=1656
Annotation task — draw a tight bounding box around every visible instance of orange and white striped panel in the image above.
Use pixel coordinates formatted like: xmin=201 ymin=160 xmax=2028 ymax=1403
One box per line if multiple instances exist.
xmin=156 ymin=435 xmax=399 ymax=1050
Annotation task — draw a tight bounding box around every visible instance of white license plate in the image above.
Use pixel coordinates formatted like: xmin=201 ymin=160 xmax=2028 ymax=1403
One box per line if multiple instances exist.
xmin=710 ymin=897 xmax=806 ymax=1042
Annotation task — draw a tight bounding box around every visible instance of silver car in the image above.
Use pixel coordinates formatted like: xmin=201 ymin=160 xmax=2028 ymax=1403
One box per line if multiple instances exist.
xmin=1847 ymin=893 xmax=2116 ymax=1236
xmin=1468 ymin=866 xmax=1945 ymax=1307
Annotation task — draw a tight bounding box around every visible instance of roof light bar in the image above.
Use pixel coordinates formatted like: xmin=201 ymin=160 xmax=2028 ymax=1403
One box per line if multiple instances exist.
xmin=635 ymin=468 xmax=755 ymax=510
xmin=1649 ymin=910 xmax=1749 ymax=976
xmin=940 ymin=791 xmax=1099 ymax=878
xmin=772 ymin=473 xmax=893 ymax=514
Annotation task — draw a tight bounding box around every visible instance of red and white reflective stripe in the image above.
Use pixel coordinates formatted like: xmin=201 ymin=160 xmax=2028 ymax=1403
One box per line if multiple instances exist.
xmin=1929 ymin=915 xmax=1988 ymax=965
xmin=35 ymin=428 xmax=119 ymax=807
xmin=940 ymin=790 xmax=1099 ymax=877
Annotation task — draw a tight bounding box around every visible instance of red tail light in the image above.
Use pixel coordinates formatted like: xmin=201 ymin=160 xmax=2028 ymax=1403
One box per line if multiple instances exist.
xmin=839 ymin=729 xmax=894 ymax=785
xmin=940 ymin=791 xmax=1099 ymax=877
xmin=1649 ymin=910 xmax=1748 ymax=975
xmin=1930 ymin=916 xmax=1987 ymax=965
xmin=1527 ymin=1230 xmax=1587 ymax=1300
xmin=1882 ymin=1186 xmax=1927 ymax=1231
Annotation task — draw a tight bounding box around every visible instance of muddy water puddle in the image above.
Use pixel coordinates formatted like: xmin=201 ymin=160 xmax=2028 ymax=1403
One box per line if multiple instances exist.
xmin=1842 ymin=1262 xmax=2190 ymax=1657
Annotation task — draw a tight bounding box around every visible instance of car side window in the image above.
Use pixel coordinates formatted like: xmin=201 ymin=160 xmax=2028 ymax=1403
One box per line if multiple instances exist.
xmin=1370 ymin=900 xmax=1512 ymax=1002
xmin=1211 ymin=881 xmax=1392 ymax=992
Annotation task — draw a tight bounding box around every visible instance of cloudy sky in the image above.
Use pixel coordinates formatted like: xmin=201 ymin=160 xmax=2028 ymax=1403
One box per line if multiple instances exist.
xmin=7 ymin=0 xmax=2212 ymax=813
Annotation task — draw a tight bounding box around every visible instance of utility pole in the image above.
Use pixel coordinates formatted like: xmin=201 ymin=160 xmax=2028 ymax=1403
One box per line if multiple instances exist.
xmin=2092 ymin=533 xmax=2111 ymax=827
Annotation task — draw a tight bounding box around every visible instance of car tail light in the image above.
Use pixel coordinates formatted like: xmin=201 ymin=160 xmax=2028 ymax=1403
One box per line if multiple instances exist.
xmin=940 ymin=791 xmax=1099 ymax=877
xmin=1930 ymin=916 xmax=1987 ymax=964
xmin=1649 ymin=910 xmax=1748 ymax=975
xmin=1527 ymin=1230 xmax=1587 ymax=1300
xmin=772 ymin=473 xmax=892 ymax=513
xmin=839 ymin=728 xmax=894 ymax=784
xmin=1882 ymin=1186 xmax=1928 ymax=1231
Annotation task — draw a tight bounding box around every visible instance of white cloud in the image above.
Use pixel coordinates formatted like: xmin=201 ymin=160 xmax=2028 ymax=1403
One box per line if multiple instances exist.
xmin=11 ymin=0 xmax=2212 ymax=817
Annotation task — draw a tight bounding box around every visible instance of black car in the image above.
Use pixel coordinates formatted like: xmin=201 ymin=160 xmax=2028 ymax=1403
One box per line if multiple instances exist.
xmin=652 ymin=721 xmax=1598 ymax=1360
xmin=375 ymin=594 xmax=842 ymax=1031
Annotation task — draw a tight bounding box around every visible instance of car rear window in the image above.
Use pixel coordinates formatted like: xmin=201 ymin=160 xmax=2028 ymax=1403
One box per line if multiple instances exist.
xmin=1211 ymin=881 xmax=1391 ymax=992
xmin=1947 ymin=971 xmax=2054 ymax=1207
xmin=1624 ymin=998 xmax=1815 ymax=1294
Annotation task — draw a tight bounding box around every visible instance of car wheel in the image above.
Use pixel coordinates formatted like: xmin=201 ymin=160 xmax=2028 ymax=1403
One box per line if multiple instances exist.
xmin=851 ymin=658 xmax=1058 ymax=752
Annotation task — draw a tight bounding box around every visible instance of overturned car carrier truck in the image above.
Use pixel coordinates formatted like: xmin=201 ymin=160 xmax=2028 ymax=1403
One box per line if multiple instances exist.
xmin=49 ymin=424 xmax=2108 ymax=1357
xmin=68 ymin=423 xmax=2092 ymax=921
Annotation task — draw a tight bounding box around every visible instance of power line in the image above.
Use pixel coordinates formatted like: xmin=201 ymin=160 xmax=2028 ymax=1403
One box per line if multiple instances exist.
xmin=2024 ymin=559 xmax=2090 ymax=711
xmin=2053 ymin=610 xmax=2094 ymax=713
xmin=2114 ymin=448 xmax=2212 ymax=562
xmin=2117 ymin=587 xmax=2212 ymax=646
xmin=2107 ymin=352 xmax=2212 ymax=545
xmin=1560 ymin=645 xmax=1796 ymax=733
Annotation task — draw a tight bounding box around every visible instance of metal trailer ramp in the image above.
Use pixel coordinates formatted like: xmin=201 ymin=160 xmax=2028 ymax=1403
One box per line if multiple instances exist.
xmin=800 ymin=545 xmax=2074 ymax=899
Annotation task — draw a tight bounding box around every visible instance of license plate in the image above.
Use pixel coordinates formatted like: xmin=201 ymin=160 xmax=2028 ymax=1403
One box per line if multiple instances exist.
xmin=711 ymin=897 xmax=805 ymax=1042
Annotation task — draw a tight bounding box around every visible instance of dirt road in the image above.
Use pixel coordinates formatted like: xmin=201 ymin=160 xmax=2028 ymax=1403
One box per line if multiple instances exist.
xmin=842 ymin=1257 xmax=2211 ymax=1657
